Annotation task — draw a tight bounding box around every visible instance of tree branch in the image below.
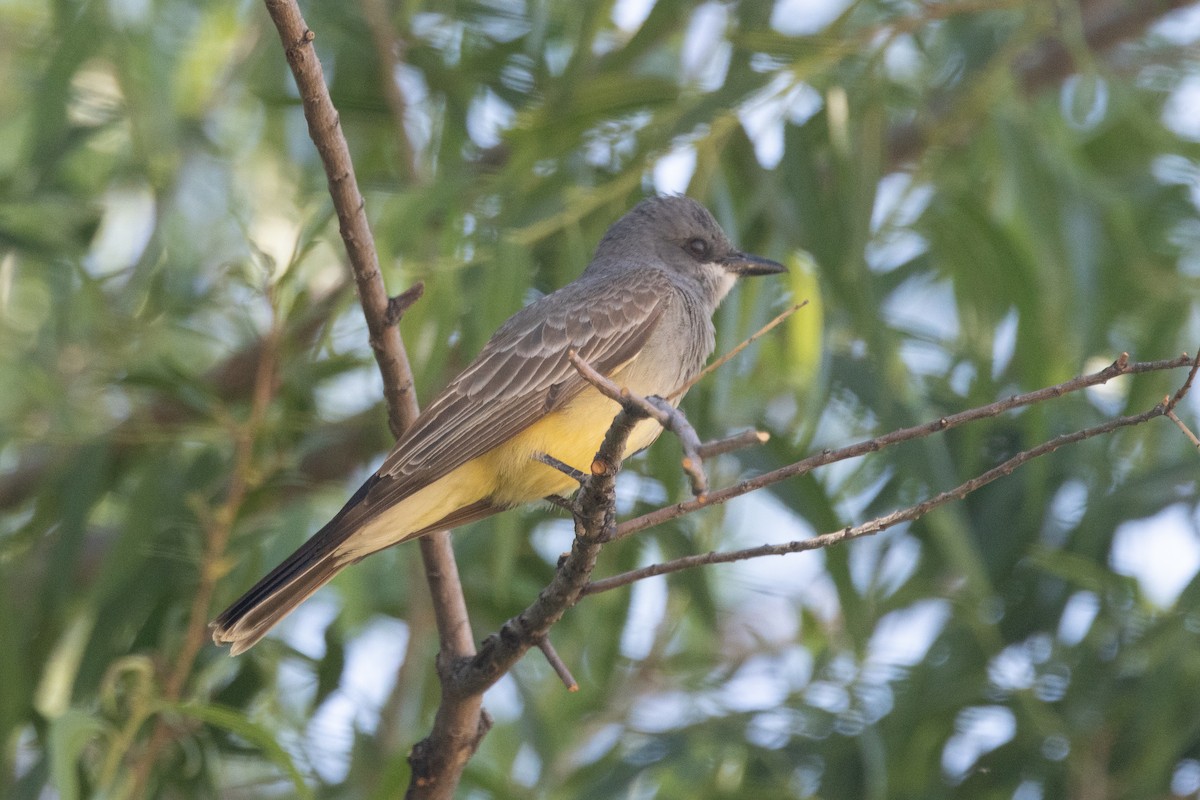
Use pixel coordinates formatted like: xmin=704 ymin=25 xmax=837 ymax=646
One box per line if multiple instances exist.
xmin=613 ymin=353 xmax=1192 ymax=541
xmin=584 ymin=376 xmax=1192 ymax=595
xmin=404 ymin=340 xmax=1193 ymax=755
xmin=443 ymin=398 xmax=642 ymax=699
xmin=669 ymin=302 xmax=802 ymax=401
xmin=697 ymin=429 xmax=770 ymax=460
xmin=0 ymin=283 xmax=348 ymax=512
xmin=886 ymin=0 xmax=1195 ymax=165
xmin=259 ymin=3 xmax=484 ymax=797
xmin=263 ymin=0 xmax=418 ymax=441
xmin=567 ymin=349 xmax=709 ymax=497
xmin=537 ymin=636 xmax=580 ymax=692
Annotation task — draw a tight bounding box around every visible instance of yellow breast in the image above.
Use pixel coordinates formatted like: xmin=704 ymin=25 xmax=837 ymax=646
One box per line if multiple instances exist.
xmin=482 ymin=386 xmax=664 ymax=505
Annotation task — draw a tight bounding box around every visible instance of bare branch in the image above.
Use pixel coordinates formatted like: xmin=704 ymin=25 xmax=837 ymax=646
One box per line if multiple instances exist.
xmin=534 ymin=451 xmax=587 ymax=484
xmin=1168 ymin=351 xmax=1200 ymax=410
xmin=442 ymin=408 xmax=637 ymax=698
xmin=260 ymin=3 xmax=483 ymax=796
xmin=386 ymin=281 xmax=426 ymax=327
xmin=615 ymin=353 xmax=1192 ymax=541
xmin=586 ymin=391 xmax=1185 ymax=596
xmin=697 ymin=429 xmax=770 ymax=460
xmin=0 ymin=284 xmax=348 ymax=512
xmin=1016 ymin=0 xmax=1195 ymax=93
xmin=537 ymin=637 xmax=580 ymax=692
xmin=131 ymin=317 xmax=282 ymax=795
xmin=542 ymin=494 xmax=577 ymax=513
xmin=1166 ymin=350 xmax=1200 ymax=448
xmin=1167 ymin=410 xmax=1200 ymax=450
xmin=358 ymin=0 xmax=421 ymax=183
xmin=886 ymin=0 xmax=1197 ymax=165
xmin=263 ymin=0 xmax=418 ymax=441
xmin=669 ymin=302 xmax=804 ymax=401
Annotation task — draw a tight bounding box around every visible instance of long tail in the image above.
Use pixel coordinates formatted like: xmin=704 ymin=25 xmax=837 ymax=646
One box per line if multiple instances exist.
xmin=210 ymin=477 xmax=381 ymax=656
xmin=210 ymin=523 xmax=353 ymax=656
xmin=210 ymin=480 xmax=503 ymax=655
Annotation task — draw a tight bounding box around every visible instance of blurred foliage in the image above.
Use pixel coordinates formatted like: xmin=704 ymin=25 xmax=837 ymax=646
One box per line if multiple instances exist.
xmin=2 ymin=0 xmax=1200 ymax=797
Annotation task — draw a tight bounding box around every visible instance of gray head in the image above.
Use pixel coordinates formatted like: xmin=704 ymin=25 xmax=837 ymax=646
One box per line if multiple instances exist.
xmin=585 ymin=196 xmax=785 ymax=310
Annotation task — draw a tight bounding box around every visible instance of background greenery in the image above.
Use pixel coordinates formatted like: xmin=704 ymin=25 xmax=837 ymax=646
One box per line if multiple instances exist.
xmin=3 ymin=0 xmax=1200 ymax=797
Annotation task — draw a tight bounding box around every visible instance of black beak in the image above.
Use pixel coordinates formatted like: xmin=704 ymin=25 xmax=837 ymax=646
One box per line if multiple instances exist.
xmin=721 ymin=251 xmax=787 ymax=277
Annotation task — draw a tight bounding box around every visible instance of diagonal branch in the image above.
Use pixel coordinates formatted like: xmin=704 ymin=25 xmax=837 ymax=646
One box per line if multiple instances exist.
xmin=443 ymin=396 xmax=643 ymax=699
xmin=584 ymin=390 xmax=1186 ymax=596
xmin=614 ymin=353 xmax=1193 ymax=541
xmin=0 ymin=283 xmax=348 ymax=512
xmin=669 ymin=302 xmax=803 ymax=401
xmin=264 ymin=0 xmax=418 ymax=441
xmin=358 ymin=0 xmax=421 ymax=183
xmin=886 ymin=0 xmax=1196 ymax=165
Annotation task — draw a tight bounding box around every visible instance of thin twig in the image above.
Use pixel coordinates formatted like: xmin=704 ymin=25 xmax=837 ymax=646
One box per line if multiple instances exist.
xmin=386 ymin=282 xmax=426 ymax=327
xmin=541 ymin=494 xmax=576 ymax=514
xmin=697 ymin=430 xmax=770 ymax=459
xmin=614 ymin=353 xmax=1192 ymax=541
xmin=585 ymin=397 xmax=1178 ymax=596
xmin=1165 ymin=350 xmax=1200 ymax=448
xmin=0 ymin=284 xmax=349 ymax=512
xmin=537 ymin=638 xmax=579 ymax=692
xmin=445 ymin=403 xmax=644 ymax=698
xmin=567 ymin=350 xmax=708 ymax=496
xmin=669 ymin=301 xmax=804 ymax=401
xmin=1167 ymin=410 xmax=1200 ymax=449
xmin=885 ymin=0 xmax=1196 ymax=165
xmin=1168 ymin=351 xmax=1199 ymax=410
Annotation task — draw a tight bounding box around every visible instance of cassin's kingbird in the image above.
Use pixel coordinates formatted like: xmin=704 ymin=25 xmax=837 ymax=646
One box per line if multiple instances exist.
xmin=211 ymin=196 xmax=785 ymax=654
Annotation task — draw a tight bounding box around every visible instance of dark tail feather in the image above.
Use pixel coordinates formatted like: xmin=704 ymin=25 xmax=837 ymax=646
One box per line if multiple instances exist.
xmin=210 ymin=549 xmax=346 ymax=656
xmin=210 ymin=486 xmax=503 ymax=655
xmin=210 ymin=477 xmax=381 ymax=655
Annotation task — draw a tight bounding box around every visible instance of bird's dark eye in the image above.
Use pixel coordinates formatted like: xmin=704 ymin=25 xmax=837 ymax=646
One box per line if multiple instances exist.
xmin=685 ymin=237 xmax=711 ymax=259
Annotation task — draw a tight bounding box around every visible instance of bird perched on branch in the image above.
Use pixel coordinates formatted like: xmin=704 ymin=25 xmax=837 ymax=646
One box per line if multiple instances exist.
xmin=211 ymin=195 xmax=786 ymax=654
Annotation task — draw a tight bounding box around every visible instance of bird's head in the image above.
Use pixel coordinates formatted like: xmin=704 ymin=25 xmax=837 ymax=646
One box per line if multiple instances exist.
xmin=588 ymin=195 xmax=785 ymax=310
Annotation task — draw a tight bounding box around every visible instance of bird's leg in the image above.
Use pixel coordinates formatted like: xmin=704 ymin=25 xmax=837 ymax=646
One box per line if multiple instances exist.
xmin=534 ymin=452 xmax=588 ymax=519
xmin=542 ymin=494 xmax=575 ymax=513
xmin=533 ymin=451 xmax=587 ymax=483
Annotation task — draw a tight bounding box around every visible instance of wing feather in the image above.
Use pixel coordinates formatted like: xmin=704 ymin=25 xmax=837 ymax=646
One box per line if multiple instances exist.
xmin=361 ymin=268 xmax=671 ymax=513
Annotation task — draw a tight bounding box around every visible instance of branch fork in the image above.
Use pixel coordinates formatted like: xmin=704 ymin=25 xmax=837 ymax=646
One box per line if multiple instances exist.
xmin=582 ymin=351 xmax=1200 ymax=596
xmin=566 ymin=349 xmax=710 ymax=498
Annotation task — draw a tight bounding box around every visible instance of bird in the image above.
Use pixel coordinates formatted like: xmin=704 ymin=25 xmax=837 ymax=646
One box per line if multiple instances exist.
xmin=211 ymin=195 xmax=786 ymax=654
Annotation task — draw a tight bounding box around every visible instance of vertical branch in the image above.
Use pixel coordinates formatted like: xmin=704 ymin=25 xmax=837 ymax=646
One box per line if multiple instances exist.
xmin=261 ymin=2 xmax=486 ymax=796
xmin=263 ymin=0 xmax=417 ymax=441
